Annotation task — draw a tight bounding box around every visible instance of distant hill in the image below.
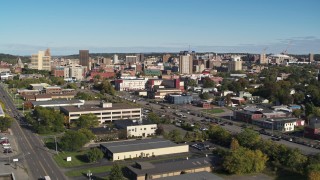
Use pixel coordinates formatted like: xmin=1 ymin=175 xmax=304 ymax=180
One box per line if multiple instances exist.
xmin=0 ymin=53 xmax=30 ymax=64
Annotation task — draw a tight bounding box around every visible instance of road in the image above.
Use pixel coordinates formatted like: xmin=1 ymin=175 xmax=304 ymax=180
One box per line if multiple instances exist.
xmin=0 ymin=83 xmax=66 ymax=180
xmin=119 ymin=92 xmax=320 ymax=155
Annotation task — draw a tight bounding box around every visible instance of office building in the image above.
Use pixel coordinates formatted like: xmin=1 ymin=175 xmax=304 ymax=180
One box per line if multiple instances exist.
xmin=259 ymin=54 xmax=267 ymax=64
xmin=126 ymin=56 xmax=138 ymax=64
xmin=60 ymin=102 xmax=142 ymax=123
xmin=30 ymin=48 xmax=51 ymax=71
xmin=79 ymin=50 xmax=89 ymax=67
xmin=114 ymin=78 xmax=148 ymax=91
xmin=309 ymin=53 xmax=314 ymax=62
xmin=179 ymin=54 xmax=193 ymax=74
xmin=228 ymin=56 xmax=242 ymax=72
xmin=114 ymin=120 xmax=157 ymax=138
xmin=100 ymin=138 xmax=189 ymax=161
xmin=113 ymin=54 xmax=119 ymax=64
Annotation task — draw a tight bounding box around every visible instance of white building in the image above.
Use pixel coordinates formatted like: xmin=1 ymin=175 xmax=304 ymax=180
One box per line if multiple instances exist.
xmin=0 ymin=72 xmax=13 ymax=80
xmin=179 ymin=54 xmax=193 ymax=74
xmin=64 ymin=64 xmax=85 ymax=80
xmin=60 ymin=102 xmax=142 ymax=124
xmin=31 ymin=49 xmax=51 ymax=71
xmin=115 ymin=78 xmax=148 ymax=91
xmin=228 ymin=56 xmax=242 ymax=72
xmin=113 ymin=54 xmax=119 ymax=64
xmin=115 ymin=120 xmax=157 ymax=138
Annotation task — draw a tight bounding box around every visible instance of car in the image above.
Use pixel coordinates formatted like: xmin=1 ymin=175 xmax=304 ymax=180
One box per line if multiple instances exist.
xmin=146 ymin=103 xmax=150 ymax=105
xmin=271 ymin=137 xmax=281 ymax=141
xmin=0 ymin=137 xmax=8 ymax=140
xmin=228 ymin=122 xmax=233 ymax=125
xmin=3 ymin=149 xmax=12 ymax=153
xmin=0 ymin=140 xmax=9 ymax=144
xmin=2 ymin=143 xmax=10 ymax=146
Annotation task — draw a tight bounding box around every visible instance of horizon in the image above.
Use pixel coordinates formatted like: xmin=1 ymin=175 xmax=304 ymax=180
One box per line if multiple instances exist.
xmin=1 ymin=0 xmax=320 ymax=55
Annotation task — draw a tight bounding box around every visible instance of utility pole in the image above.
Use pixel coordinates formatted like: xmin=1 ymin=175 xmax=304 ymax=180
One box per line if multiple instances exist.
xmin=54 ymin=136 xmax=58 ymax=154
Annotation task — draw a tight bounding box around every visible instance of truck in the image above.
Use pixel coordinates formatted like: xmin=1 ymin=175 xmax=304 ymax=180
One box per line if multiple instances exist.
xmin=43 ymin=176 xmax=51 ymax=180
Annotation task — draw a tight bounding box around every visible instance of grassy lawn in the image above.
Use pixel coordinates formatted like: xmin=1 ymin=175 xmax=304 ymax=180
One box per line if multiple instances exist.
xmin=203 ymin=108 xmax=225 ymax=114
xmin=65 ymin=165 xmax=113 ymax=177
xmin=53 ymin=150 xmax=92 ymax=168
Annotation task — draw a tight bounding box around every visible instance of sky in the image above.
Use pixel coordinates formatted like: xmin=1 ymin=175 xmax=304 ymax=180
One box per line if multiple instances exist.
xmin=1 ymin=0 xmax=320 ymax=55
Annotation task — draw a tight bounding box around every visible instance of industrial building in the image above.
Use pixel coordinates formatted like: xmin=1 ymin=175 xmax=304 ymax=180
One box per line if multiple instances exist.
xmin=31 ymin=99 xmax=85 ymax=108
xmin=165 ymin=94 xmax=193 ymax=104
xmin=100 ymin=138 xmax=189 ymax=161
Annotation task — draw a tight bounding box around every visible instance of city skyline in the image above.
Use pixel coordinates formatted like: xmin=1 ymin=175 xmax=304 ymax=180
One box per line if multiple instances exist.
xmin=1 ymin=0 xmax=320 ymax=55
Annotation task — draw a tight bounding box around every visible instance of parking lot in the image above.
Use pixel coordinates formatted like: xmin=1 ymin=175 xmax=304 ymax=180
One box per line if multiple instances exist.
xmin=0 ymin=131 xmax=18 ymax=158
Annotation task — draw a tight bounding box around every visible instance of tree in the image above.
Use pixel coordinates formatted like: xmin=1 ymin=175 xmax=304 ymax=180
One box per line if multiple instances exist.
xmin=292 ymin=109 xmax=302 ymax=118
xmin=87 ymin=148 xmax=104 ymax=162
xmin=109 ymin=163 xmax=124 ymax=180
xmin=230 ymin=138 xmax=240 ymax=151
xmin=186 ymin=79 xmax=197 ymax=87
xmin=183 ymin=131 xmax=193 ymax=142
xmin=223 ymin=147 xmax=268 ymax=174
xmin=307 ymin=163 xmax=320 ymax=180
xmin=155 ymin=125 xmax=164 ymax=135
xmin=236 ymin=128 xmax=261 ymax=148
xmin=167 ymin=129 xmax=182 ymax=143
xmin=203 ymin=77 xmax=215 ymax=88
xmin=199 ymin=92 xmax=210 ymax=100
xmin=78 ymin=128 xmax=95 ymax=140
xmin=0 ymin=117 xmax=12 ymax=132
xmin=66 ymin=83 xmax=78 ymax=89
xmin=26 ymin=107 xmax=65 ymax=134
xmin=76 ymin=114 xmax=99 ymax=128
xmin=23 ymin=101 xmax=33 ymax=110
xmin=147 ymin=112 xmax=161 ymax=124
xmin=208 ymin=125 xmax=232 ymax=146
xmin=59 ymin=130 xmax=89 ymax=151
xmin=75 ymin=92 xmax=95 ymax=101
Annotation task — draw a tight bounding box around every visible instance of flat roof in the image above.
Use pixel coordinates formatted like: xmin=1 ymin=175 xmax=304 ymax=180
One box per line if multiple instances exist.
xmin=101 ymin=138 xmax=185 ymax=153
xmin=158 ymin=171 xmax=223 ymax=180
xmin=61 ymin=103 xmax=141 ymax=113
xmin=114 ymin=120 xmax=155 ymax=128
xmin=127 ymin=157 xmax=213 ymax=176
xmin=31 ymin=99 xmax=83 ymax=106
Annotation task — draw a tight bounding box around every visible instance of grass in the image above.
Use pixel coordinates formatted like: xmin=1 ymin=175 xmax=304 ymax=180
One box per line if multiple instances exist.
xmin=202 ymin=108 xmax=225 ymax=114
xmin=65 ymin=165 xmax=114 ymax=177
xmin=53 ymin=150 xmax=92 ymax=168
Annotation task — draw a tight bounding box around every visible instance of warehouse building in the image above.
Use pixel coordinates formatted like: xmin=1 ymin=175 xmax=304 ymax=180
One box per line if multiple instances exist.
xmin=60 ymin=101 xmax=142 ymax=124
xmin=100 ymin=138 xmax=189 ymax=161
xmin=125 ymin=157 xmax=214 ymax=180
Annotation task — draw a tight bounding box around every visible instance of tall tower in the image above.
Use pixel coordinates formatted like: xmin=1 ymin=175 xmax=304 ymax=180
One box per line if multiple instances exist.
xmin=309 ymin=53 xmax=314 ymax=62
xmin=113 ymin=54 xmax=119 ymax=64
xmin=228 ymin=56 xmax=242 ymax=72
xmin=260 ymin=54 xmax=267 ymax=64
xmin=79 ymin=50 xmax=89 ymax=67
xmin=179 ymin=54 xmax=193 ymax=74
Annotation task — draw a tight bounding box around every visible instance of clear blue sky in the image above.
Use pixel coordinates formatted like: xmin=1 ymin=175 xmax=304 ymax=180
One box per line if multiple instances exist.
xmin=1 ymin=0 xmax=320 ymax=55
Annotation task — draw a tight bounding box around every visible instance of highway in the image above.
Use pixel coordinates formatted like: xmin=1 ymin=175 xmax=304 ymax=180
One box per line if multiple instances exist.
xmin=0 ymin=83 xmax=66 ymax=180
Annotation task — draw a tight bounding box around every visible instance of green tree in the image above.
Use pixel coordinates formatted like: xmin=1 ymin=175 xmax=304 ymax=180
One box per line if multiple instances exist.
xmin=147 ymin=112 xmax=160 ymax=124
xmin=203 ymin=77 xmax=215 ymax=88
xmin=66 ymin=83 xmax=78 ymax=89
xmin=186 ymin=79 xmax=197 ymax=87
xmin=87 ymin=148 xmax=104 ymax=163
xmin=25 ymin=107 xmax=65 ymax=134
xmin=78 ymin=128 xmax=95 ymax=140
xmin=50 ymin=77 xmax=65 ymax=85
xmin=0 ymin=117 xmax=12 ymax=132
xmin=109 ymin=163 xmax=124 ymax=180
xmin=230 ymin=138 xmax=240 ymax=151
xmin=59 ymin=130 xmax=89 ymax=151
xmin=199 ymin=92 xmax=210 ymax=100
xmin=236 ymin=128 xmax=261 ymax=148
xmin=292 ymin=109 xmax=302 ymax=118
xmin=183 ymin=131 xmax=193 ymax=142
xmin=75 ymin=92 xmax=95 ymax=101
xmin=167 ymin=129 xmax=182 ymax=143
xmin=76 ymin=114 xmax=99 ymax=128
xmin=223 ymin=147 xmax=268 ymax=174
xmin=208 ymin=125 xmax=232 ymax=146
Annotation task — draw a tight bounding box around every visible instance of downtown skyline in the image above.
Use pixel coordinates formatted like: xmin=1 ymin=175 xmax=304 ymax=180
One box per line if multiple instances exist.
xmin=1 ymin=0 xmax=320 ymax=55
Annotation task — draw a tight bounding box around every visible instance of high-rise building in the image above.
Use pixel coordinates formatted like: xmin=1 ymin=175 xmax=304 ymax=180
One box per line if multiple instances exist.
xmin=309 ymin=53 xmax=314 ymax=62
xmin=126 ymin=55 xmax=138 ymax=64
xmin=30 ymin=48 xmax=51 ymax=71
xmin=179 ymin=54 xmax=193 ymax=74
xmin=228 ymin=56 xmax=242 ymax=72
xmin=259 ymin=54 xmax=267 ymax=64
xmin=163 ymin=54 xmax=171 ymax=63
xmin=79 ymin=50 xmax=89 ymax=67
xmin=113 ymin=54 xmax=119 ymax=64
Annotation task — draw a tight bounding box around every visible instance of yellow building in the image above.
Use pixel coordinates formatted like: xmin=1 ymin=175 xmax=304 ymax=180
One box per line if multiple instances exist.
xmin=100 ymin=138 xmax=189 ymax=161
xmin=31 ymin=48 xmax=51 ymax=71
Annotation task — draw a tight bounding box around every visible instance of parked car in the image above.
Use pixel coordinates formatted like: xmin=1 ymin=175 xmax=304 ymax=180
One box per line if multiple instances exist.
xmin=3 ymin=149 xmax=12 ymax=153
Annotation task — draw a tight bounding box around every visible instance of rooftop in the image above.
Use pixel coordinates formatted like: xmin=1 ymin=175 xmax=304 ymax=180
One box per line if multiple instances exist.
xmin=127 ymin=157 xmax=213 ymax=176
xmin=31 ymin=99 xmax=84 ymax=106
xmin=114 ymin=120 xmax=155 ymax=128
xmin=100 ymin=138 xmax=185 ymax=153
xmin=158 ymin=171 xmax=223 ymax=180
xmin=60 ymin=103 xmax=140 ymax=113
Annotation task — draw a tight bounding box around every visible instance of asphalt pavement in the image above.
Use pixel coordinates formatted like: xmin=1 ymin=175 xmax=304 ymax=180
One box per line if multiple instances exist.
xmin=0 ymin=83 xmax=66 ymax=180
